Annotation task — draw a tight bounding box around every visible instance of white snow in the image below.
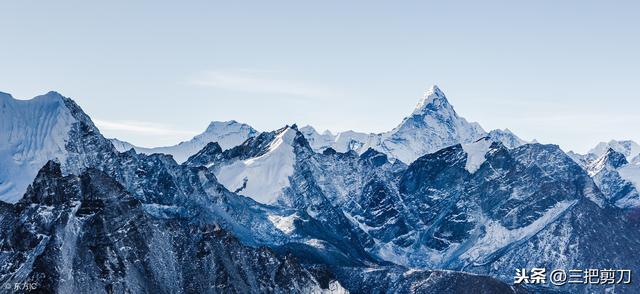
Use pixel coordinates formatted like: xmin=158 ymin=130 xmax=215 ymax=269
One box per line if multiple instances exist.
xmin=215 ymin=127 xmax=297 ymax=204
xmin=618 ymin=164 xmax=640 ymax=192
xmin=373 ymin=239 xmax=412 ymax=266
xmin=267 ymin=213 xmax=298 ymax=235
xmin=304 ymin=238 xmax=327 ymax=249
xmin=110 ymin=120 xmax=257 ymax=163
xmin=461 ymin=138 xmax=492 ymax=173
xmin=589 ymin=140 xmax=640 ymax=161
xmin=487 ymin=129 xmax=527 ymax=149
xmin=299 ymin=126 xmax=337 ymax=151
xmin=323 ymin=281 xmax=349 ymax=294
xmin=0 ymin=92 xmax=75 ymax=203
xmin=461 ymin=200 xmax=577 ymax=263
xmin=412 ymin=85 xmax=445 ymax=115
xmin=58 ymin=201 xmax=83 ymax=293
xmin=343 ymin=211 xmax=376 ymax=233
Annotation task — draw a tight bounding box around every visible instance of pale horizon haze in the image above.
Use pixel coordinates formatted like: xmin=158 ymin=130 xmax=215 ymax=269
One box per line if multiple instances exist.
xmin=1 ymin=1 xmax=639 ymax=153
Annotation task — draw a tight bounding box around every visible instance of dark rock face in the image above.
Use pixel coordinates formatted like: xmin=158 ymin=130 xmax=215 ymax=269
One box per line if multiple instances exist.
xmin=0 ymin=163 xmax=329 ymax=293
xmin=331 ymin=267 xmax=544 ymax=294
xmin=359 ymin=148 xmax=389 ymax=167
xmin=185 ymin=142 xmax=223 ymax=167
xmin=0 ymin=161 xmax=527 ymax=294
xmin=603 ymin=148 xmax=629 ymax=169
xmin=395 ymin=143 xmax=640 ymax=293
xmin=270 ymin=137 xmax=640 ymax=293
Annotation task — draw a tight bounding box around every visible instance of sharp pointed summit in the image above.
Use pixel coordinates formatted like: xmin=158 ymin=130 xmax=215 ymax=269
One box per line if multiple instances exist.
xmin=380 ymin=85 xmax=486 ymax=163
xmin=297 ymin=86 xmax=489 ymax=164
xmin=589 ymin=148 xmax=629 ymax=175
xmin=413 ymin=85 xmax=449 ymax=115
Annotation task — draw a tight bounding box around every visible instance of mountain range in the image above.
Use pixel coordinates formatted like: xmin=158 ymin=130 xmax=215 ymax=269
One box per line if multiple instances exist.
xmin=0 ymin=86 xmax=638 ymax=293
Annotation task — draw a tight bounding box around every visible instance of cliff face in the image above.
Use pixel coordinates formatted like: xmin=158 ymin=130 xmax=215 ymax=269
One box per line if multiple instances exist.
xmin=0 ymin=162 xmax=332 ymax=293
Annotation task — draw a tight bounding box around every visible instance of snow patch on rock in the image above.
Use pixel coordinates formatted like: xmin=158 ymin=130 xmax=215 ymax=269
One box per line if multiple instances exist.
xmin=461 ymin=200 xmax=576 ymax=263
xmin=461 ymin=138 xmax=492 ymax=173
xmin=267 ymin=213 xmax=298 ymax=235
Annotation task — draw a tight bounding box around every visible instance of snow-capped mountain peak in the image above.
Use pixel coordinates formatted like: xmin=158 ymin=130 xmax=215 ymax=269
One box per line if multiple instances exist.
xmin=587 ymin=148 xmax=628 ymax=176
xmin=584 ymin=146 xmax=640 ymax=208
xmin=379 ymin=86 xmax=486 ymax=163
xmin=215 ymin=125 xmax=299 ymax=204
xmin=264 ymin=125 xmax=298 ymax=151
xmin=0 ymin=91 xmax=116 ymax=203
xmin=487 ymin=128 xmax=528 ymax=149
xmin=203 ymin=120 xmax=248 ymax=138
xmin=118 ymin=85 xmax=517 ymax=169
xmin=110 ymin=120 xmax=258 ymax=163
xmin=0 ymin=91 xmax=76 ymax=202
xmin=412 ymin=85 xmax=448 ymax=115
xmin=589 ymin=139 xmax=640 ymax=161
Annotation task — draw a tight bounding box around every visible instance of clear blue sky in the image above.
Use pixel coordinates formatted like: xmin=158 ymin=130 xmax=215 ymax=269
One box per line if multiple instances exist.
xmin=1 ymin=1 xmax=638 ymax=153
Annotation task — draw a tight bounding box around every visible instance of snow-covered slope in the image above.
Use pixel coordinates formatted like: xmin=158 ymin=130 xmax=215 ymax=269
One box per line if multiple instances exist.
xmin=215 ymin=126 xmax=297 ymax=204
xmin=0 ymin=91 xmax=118 ymax=204
xmin=109 ymin=137 xmax=137 ymax=151
xmin=110 ymin=120 xmax=257 ymax=163
xmin=487 ymin=128 xmax=527 ymax=149
xmin=0 ymin=92 xmax=76 ymax=203
xmin=299 ymin=126 xmax=336 ymax=151
xmin=461 ymin=137 xmax=493 ymax=173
